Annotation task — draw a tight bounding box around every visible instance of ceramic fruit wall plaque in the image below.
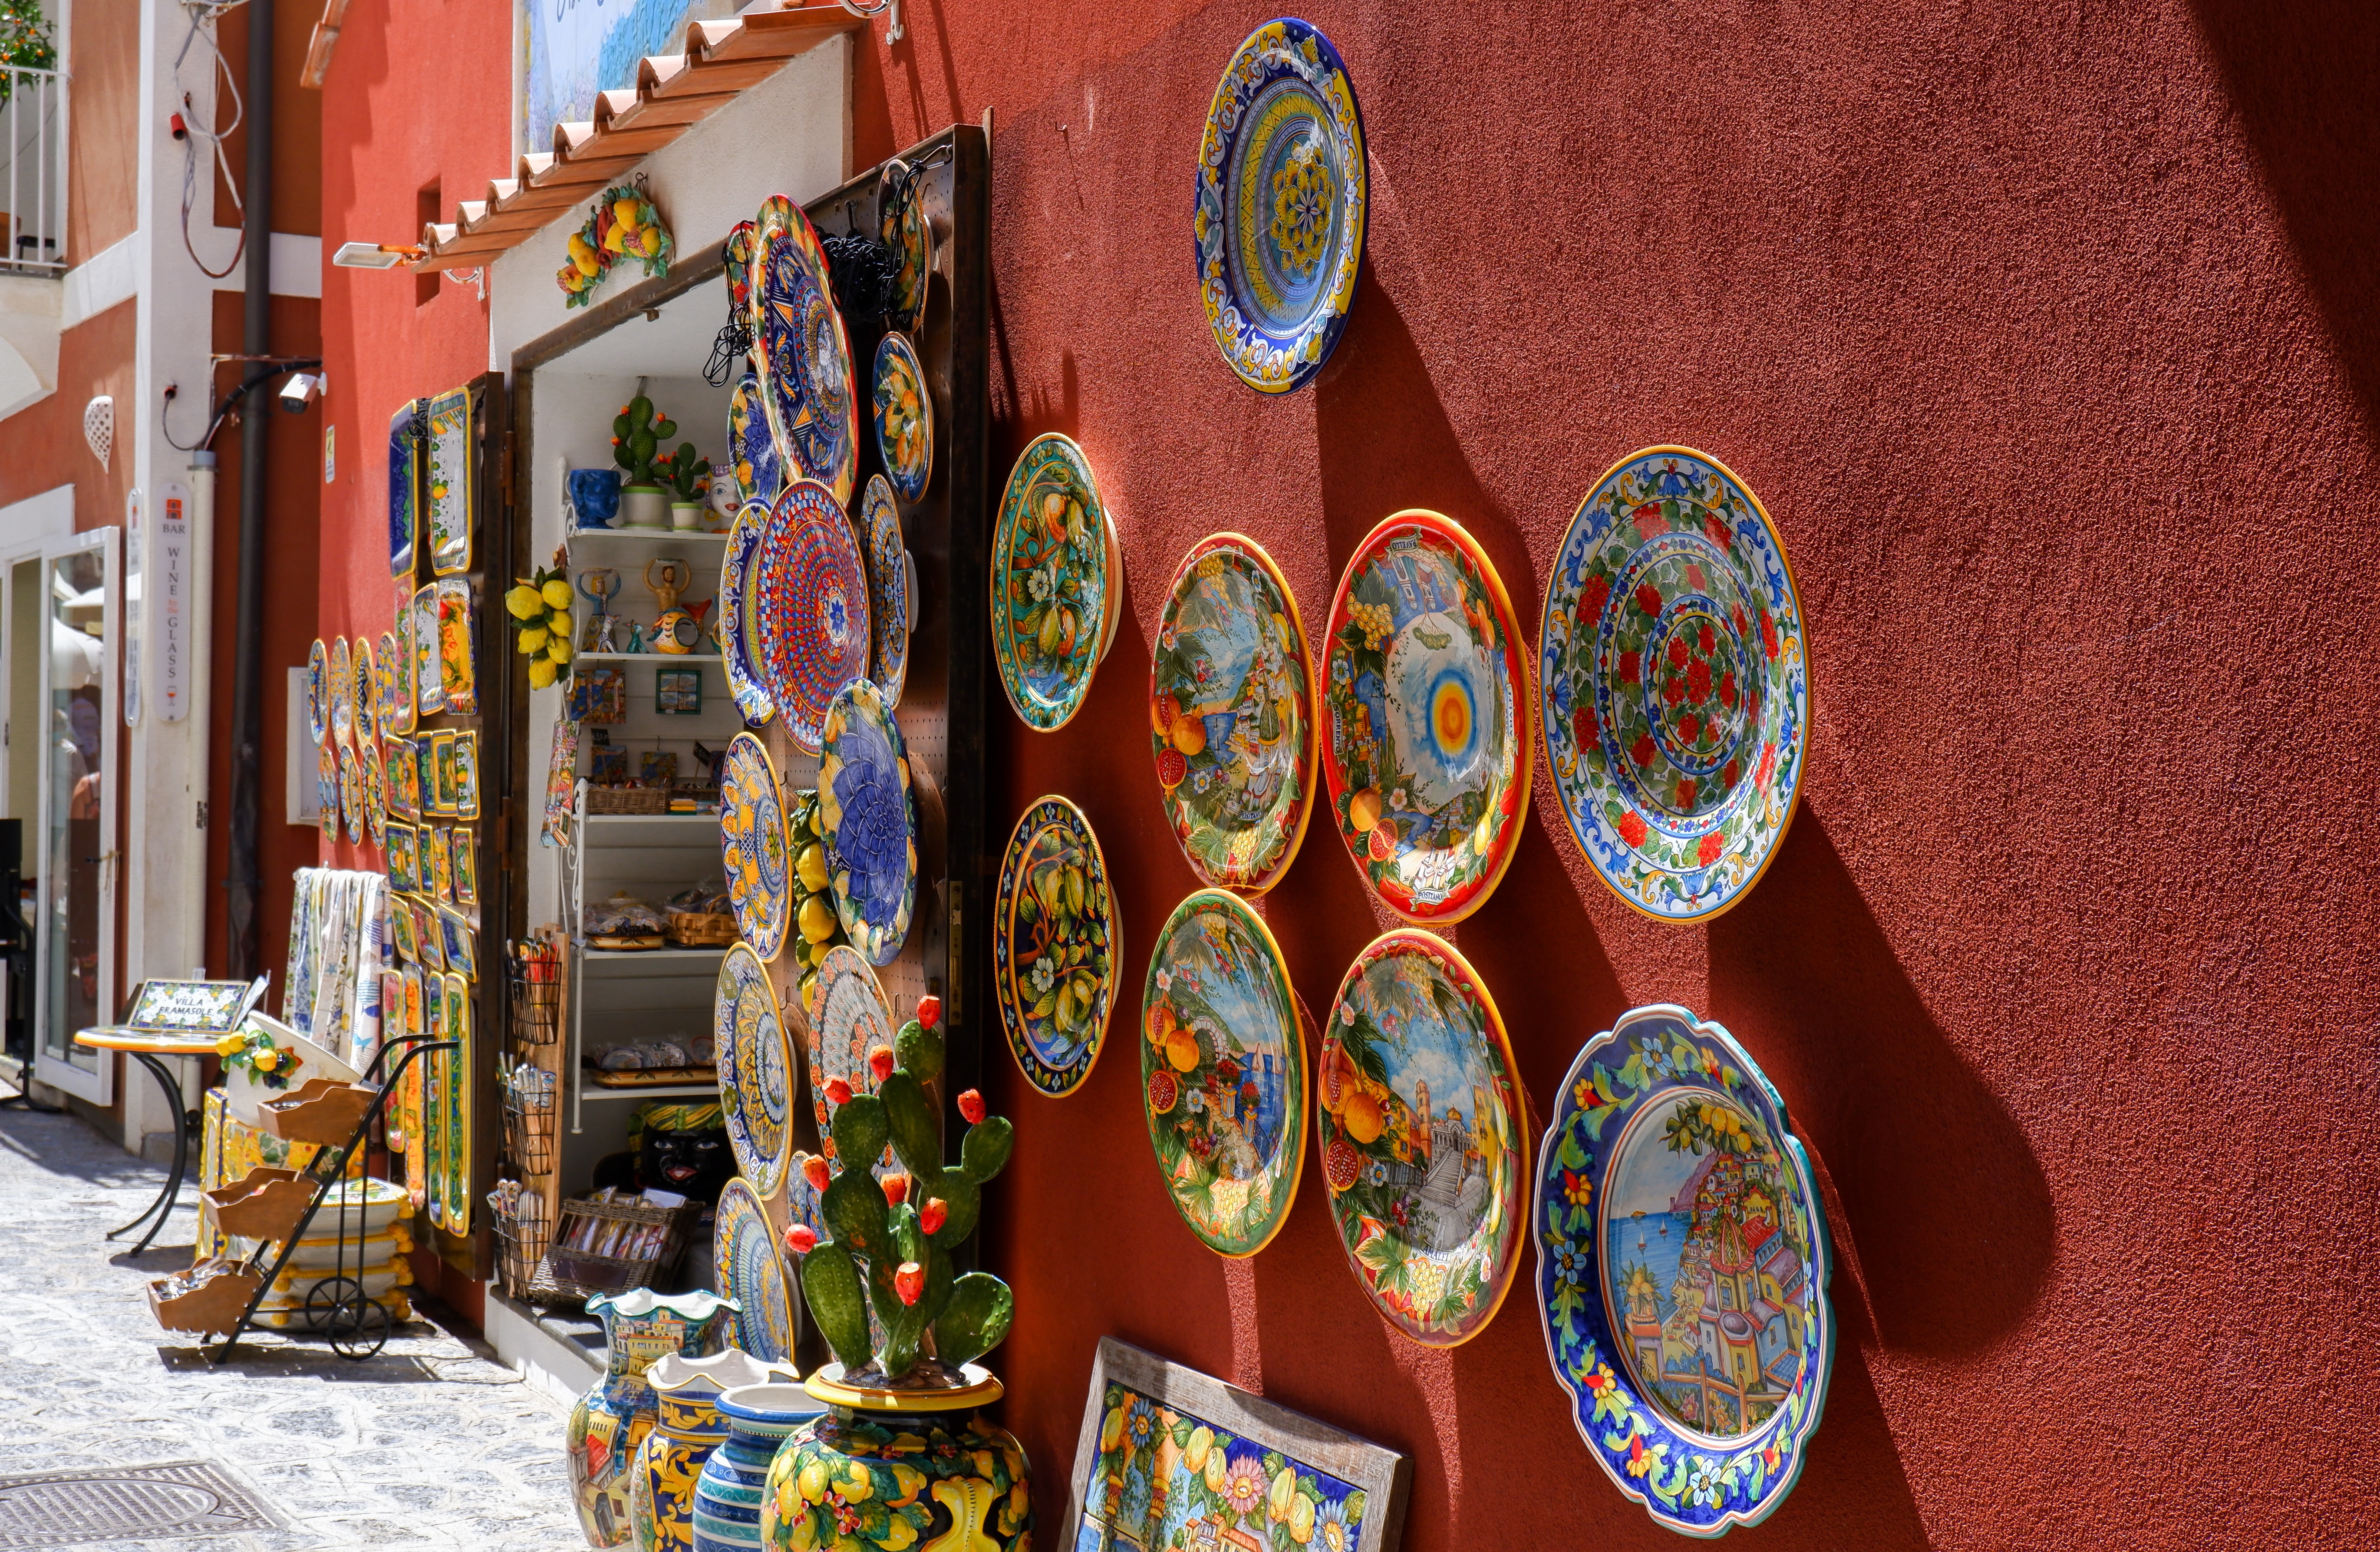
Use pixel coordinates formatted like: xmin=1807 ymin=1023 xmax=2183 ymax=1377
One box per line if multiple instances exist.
xmin=817 ymin=677 xmax=916 ymax=967
xmin=992 ymin=434 xmax=1109 ymax=732
xmin=719 ymin=732 xmax=791 ymax=962
xmin=993 ymin=796 xmax=1117 ymax=1097
xmin=1318 ymin=929 xmax=1527 ymax=1347
xmin=305 ymin=639 xmax=329 ymax=745
xmin=1195 ymin=18 xmax=1367 ymax=394
xmin=728 ymin=365 xmax=783 ymax=512
xmin=880 ymin=158 xmax=932 ymax=336
xmin=1536 ymin=1003 xmax=1833 ymax=1535
xmin=1320 ymin=511 xmax=1532 ymax=925
xmin=872 ymin=332 xmax=933 ymax=505
xmin=1139 ymin=888 xmax=1309 ymax=1257
xmin=1150 ymin=533 xmax=1317 ymax=892
xmin=751 ymin=480 xmax=870 ymax=753
xmin=425 ymin=385 xmax=474 ymax=576
xmin=750 ymin=194 xmax=857 ymax=504
xmin=1541 ymin=448 xmax=1808 ymax=922
xmin=715 ymin=943 xmax=794 ymax=1200
xmin=858 ymin=476 xmax=911 ymax=708
xmin=715 ymin=1178 xmax=797 ymax=1364
xmin=720 ymin=499 xmax=776 ymax=727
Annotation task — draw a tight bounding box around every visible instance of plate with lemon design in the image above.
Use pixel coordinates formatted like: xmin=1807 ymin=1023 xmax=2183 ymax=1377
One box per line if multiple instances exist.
xmin=993 ymin=796 xmax=1117 ymax=1097
xmin=719 ymin=732 xmax=791 ymax=962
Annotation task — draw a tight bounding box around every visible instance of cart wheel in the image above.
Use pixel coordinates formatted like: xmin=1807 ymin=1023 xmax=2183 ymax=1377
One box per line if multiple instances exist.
xmin=326 ymin=1293 xmax=391 ymax=1361
xmin=303 ymin=1275 xmax=363 ymax=1330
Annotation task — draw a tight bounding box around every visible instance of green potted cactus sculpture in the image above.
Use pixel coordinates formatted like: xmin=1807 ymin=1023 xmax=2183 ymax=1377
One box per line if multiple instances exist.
xmin=761 ymin=994 xmax=1032 ymax=1551
xmin=654 ymin=441 xmax=713 ymax=532
xmin=611 ymin=394 xmax=678 ymax=528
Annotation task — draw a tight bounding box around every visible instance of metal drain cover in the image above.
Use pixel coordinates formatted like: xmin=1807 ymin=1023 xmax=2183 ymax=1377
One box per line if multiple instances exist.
xmin=0 ymin=1460 xmax=282 ymax=1547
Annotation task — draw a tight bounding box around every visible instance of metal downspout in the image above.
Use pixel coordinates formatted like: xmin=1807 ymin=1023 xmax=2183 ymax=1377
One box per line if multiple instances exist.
xmin=225 ymin=0 xmax=273 ymax=976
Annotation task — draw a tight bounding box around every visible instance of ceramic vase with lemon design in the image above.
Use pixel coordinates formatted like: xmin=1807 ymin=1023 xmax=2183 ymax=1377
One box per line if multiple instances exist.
xmin=761 ymin=1404 xmax=1029 ymax=1552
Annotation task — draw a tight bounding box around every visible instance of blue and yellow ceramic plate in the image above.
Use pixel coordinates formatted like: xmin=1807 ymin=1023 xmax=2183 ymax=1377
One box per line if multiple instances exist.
xmin=316 ymin=741 xmax=339 ymax=839
xmin=719 ymin=732 xmax=791 ymax=961
xmin=388 ymin=399 xmax=419 ymax=578
xmin=330 ymin=637 xmax=354 ymax=747
xmin=728 ymin=364 xmax=783 ymax=512
xmin=362 ymin=742 xmax=387 ymax=849
xmin=720 ymin=499 xmax=777 ymax=726
xmin=991 ymin=434 xmax=1108 ymax=732
xmin=879 ymin=159 xmax=932 ymax=337
xmin=859 ymin=476 xmax=911 ymax=708
xmin=1535 ymin=1003 xmax=1833 ymax=1536
xmin=376 ymin=630 xmax=411 ymax=738
xmin=353 ymin=638 xmax=379 ymax=743
xmin=338 ymin=743 xmax=364 ymax=844
xmin=305 ymin=639 xmax=329 ymax=745
xmin=993 ymin=796 xmax=1117 ymax=1098
xmin=872 ymin=332 xmax=932 ymax=505
xmin=1541 ymin=448 xmax=1808 ymax=923
xmin=724 ymin=219 xmax=758 ymax=318
xmin=804 ymin=944 xmax=896 ymax=1175
xmin=751 ymin=480 xmax=870 ymax=754
xmin=750 ymin=195 xmax=856 ymax=505
xmin=425 ymin=386 xmax=474 ymax=576
xmin=1195 ymin=18 xmax=1366 ymax=394
xmin=715 ymin=942 xmax=794 ymax=1199
xmin=818 ymin=677 xmax=915 ymax=967
xmin=714 ymin=1177 xmax=795 ymax=1364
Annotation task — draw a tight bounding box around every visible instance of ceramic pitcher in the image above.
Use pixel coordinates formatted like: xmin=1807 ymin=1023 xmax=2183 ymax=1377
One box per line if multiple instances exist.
xmin=630 ymin=1351 xmax=797 ymax=1552
xmin=567 ymin=1288 xmax=738 ymax=1548
xmin=691 ymin=1384 xmax=826 ymax=1552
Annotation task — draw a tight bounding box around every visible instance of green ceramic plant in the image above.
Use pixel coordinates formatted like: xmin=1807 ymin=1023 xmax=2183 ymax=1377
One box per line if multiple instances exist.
xmin=611 ymin=395 xmax=678 ymax=488
xmin=785 ymin=995 xmax=1015 ymax=1385
xmin=654 ymin=444 xmax=712 ymax=504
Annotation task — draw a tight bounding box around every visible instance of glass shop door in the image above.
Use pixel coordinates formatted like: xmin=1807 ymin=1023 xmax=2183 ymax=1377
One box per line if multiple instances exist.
xmin=31 ymin=527 xmax=115 ymax=1102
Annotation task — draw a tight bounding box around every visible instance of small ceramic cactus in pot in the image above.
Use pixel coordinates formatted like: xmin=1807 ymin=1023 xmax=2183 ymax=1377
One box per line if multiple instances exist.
xmin=612 ymin=395 xmax=677 ymax=528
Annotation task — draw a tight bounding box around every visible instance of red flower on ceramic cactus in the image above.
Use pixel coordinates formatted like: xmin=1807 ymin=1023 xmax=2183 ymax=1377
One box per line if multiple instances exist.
xmin=801 ymin=1153 xmax=833 ymax=1194
xmin=956 ymin=1089 xmax=986 ymax=1125
xmin=882 ymin=1172 xmax=910 ymax=1205
xmin=824 ymin=1076 xmax=854 ymax=1107
xmin=868 ymin=1044 xmax=895 ymax=1083
xmin=916 ymin=994 xmax=941 ymax=1030
xmin=893 ymin=1261 xmax=925 ymax=1306
xmin=783 ymin=1224 xmax=818 ymax=1256
xmin=919 ymin=1197 xmax=948 ymax=1236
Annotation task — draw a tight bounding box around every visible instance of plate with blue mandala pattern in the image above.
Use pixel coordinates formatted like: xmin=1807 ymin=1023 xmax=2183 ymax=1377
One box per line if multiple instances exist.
xmin=750 ymin=194 xmax=856 ymax=505
xmin=719 ymin=732 xmax=791 ymax=961
xmin=858 ymin=476 xmax=912 ymax=708
xmin=872 ymin=332 xmax=933 ymax=505
xmin=817 ymin=677 xmax=915 ymax=967
xmin=715 ymin=1177 xmax=795 ymax=1364
xmin=751 ymin=479 xmax=870 ymax=754
xmin=1195 ymin=17 xmax=1366 ymax=394
xmin=1536 ymin=1002 xmax=1833 ymax=1536
xmin=719 ymin=499 xmax=777 ymax=726
xmin=715 ymin=942 xmax=794 ymax=1199
xmin=728 ymin=364 xmax=785 ymax=512
xmin=1540 ymin=448 xmax=1806 ymax=923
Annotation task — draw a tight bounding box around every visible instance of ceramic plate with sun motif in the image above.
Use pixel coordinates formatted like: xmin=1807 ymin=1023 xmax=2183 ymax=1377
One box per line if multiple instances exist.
xmin=715 ymin=943 xmax=795 ymax=1199
xmin=1541 ymin=448 xmax=1807 ymax=923
xmin=720 ymin=499 xmax=777 ymax=726
xmin=993 ymin=796 xmax=1117 ymax=1097
xmin=992 ymin=434 xmax=1109 ymax=732
xmin=1319 ymin=511 xmax=1532 ymax=925
xmin=750 ymin=195 xmax=857 ymax=505
xmin=873 ymin=331 xmax=933 ymax=505
xmin=719 ymin=732 xmax=791 ymax=961
xmin=1535 ymin=1003 xmax=1833 ymax=1536
xmin=750 ymin=479 xmax=870 ymax=753
xmin=818 ymin=677 xmax=916 ymax=967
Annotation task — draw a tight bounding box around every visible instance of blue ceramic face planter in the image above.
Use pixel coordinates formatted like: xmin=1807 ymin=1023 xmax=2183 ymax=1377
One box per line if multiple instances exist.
xmin=570 ymin=466 xmax=625 ymax=531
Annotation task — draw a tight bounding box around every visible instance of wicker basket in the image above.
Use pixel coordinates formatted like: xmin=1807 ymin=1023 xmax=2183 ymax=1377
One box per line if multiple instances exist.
xmin=665 ymin=911 xmax=736 ymax=947
xmin=587 ymin=785 xmax=670 ymax=815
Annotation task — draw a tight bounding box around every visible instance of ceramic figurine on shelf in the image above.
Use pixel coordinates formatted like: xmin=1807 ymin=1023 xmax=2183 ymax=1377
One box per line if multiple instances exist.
xmin=646 ymin=558 xmax=707 ymax=654
xmin=580 ymin=568 xmax=623 ymax=654
xmin=613 ymin=396 xmax=682 ymax=529
xmin=567 ymin=1288 xmax=738 ymax=1548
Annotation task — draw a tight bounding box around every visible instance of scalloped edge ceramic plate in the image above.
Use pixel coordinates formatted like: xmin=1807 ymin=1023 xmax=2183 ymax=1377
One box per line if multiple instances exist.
xmin=719 ymin=732 xmax=791 ymax=962
xmin=993 ymin=795 xmax=1118 ymax=1098
xmin=818 ymin=677 xmax=916 ymax=967
xmin=991 ymin=433 xmax=1109 ymax=732
xmin=804 ymin=943 xmax=895 ymax=1163
xmin=721 ymin=499 xmax=778 ymax=727
xmin=750 ymin=194 xmax=857 ymax=505
xmin=715 ymin=941 xmax=795 ymax=1199
xmin=329 ymin=637 xmax=354 ymax=747
xmin=305 ymin=639 xmax=329 ymax=746
xmin=751 ymin=480 xmax=870 ymax=754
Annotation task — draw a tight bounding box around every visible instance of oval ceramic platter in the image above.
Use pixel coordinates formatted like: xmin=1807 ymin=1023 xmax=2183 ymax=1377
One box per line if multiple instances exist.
xmin=720 ymin=499 xmax=777 ymax=726
xmin=728 ymin=364 xmax=785 ymax=512
xmin=1150 ymin=533 xmax=1317 ymax=892
xmin=715 ymin=1176 xmax=796 ymax=1364
xmin=305 ymin=640 xmax=329 ymax=745
xmin=1195 ymin=17 xmax=1367 ymax=394
xmin=329 ymin=637 xmax=354 ymax=747
xmin=376 ymin=630 xmax=412 ymax=738
xmin=872 ymin=333 xmax=933 ymax=505
xmin=1541 ymin=448 xmax=1808 ymax=923
xmin=1139 ymin=888 xmax=1309 ymax=1258
xmin=858 ymin=476 xmax=912 ymax=707
xmin=750 ymin=194 xmax=857 ymax=505
xmin=804 ymin=944 xmax=898 ymax=1176
xmin=362 ymin=743 xmax=388 ymax=850
xmin=751 ymin=479 xmax=870 ymax=753
xmin=1536 ymin=1003 xmax=1833 ymax=1536
xmin=1320 ymin=511 xmax=1533 ymax=925
xmin=818 ymin=677 xmax=916 ymax=966
xmin=880 ymin=159 xmax=932 ymax=337
xmin=714 ymin=943 xmax=795 ymax=1199
xmin=412 ymin=584 xmax=445 ymax=717
xmin=352 ymin=639 xmax=378 ymax=743
xmin=991 ymin=434 xmax=1109 ymax=732
xmin=338 ymin=744 xmax=365 ymax=843
xmin=315 ymin=742 xmax=339 ymax=839
xmin=993 ymin=796 xmax=1118 ymax=1097
xmin=1318 ymin=929 xmax=1527 ymax=1347
xmin=719 ymin=732 xmax=791 ymax=961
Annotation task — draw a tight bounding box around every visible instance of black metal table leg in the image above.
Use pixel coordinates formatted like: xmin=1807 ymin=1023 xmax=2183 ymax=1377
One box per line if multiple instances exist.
xmin=106 ymin=1052 xmax=190 ymax=1252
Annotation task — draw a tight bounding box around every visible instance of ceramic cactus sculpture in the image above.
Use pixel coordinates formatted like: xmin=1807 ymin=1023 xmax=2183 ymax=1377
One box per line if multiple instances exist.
xmin=784 ymin=995 xmax=1014 ymax=1385
xmin=613 ymin=396 xmax=677 ymax=488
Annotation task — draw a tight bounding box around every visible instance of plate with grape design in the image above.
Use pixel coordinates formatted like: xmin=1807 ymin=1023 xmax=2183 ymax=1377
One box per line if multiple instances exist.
xmin=719 ymin=499 xmax=777 ymax=726
xmin=1539 ymin=448 xmax=1806 ymax=923
xmin=993 ymin=796 xmax=1117 ymax=1097
xmin=991 ymin=434 xmax=1109 ymax=732
xmin=872 ymin=332 xmax=933 ymax=505
xmin=818 ymin=677 xmax=915 ymax=967
xmin=715 ymin=942 xmax=795 ymax=1199
xmin=1535 ymin=1003 xmax=1833 ymax=1536
xmin=715 ymin=1177 xmax=796 ymax=1364
xmin=1319 ymin=511 xmax=1533 ymax=925
xmin=858 ymin=476 xmax=912 ymax=707
xmin=719 ymin=732 xmax=791 ymax=961
xmin=1195 ymin=17 xmax=1366 ymax=394
xmin=750 ymin=194 xmax=857 ymax=504
xmin=749 ymin=479 xmax=870 ymax=753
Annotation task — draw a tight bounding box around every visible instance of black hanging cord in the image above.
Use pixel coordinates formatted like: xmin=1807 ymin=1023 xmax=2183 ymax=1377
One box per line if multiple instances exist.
xmin=820 ymin=231 xmax=898 ymax=327
xmin=705 ymin=230 xmax=756 ymax=387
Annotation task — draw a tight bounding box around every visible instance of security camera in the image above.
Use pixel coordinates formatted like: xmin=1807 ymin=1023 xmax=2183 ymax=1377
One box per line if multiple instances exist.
xmin=278 ymin=371 xmax=324 ymax=413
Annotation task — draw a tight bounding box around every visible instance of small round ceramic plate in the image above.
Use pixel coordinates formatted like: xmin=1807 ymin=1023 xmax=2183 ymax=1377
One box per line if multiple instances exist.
xmin=330 ymin=637 xmax=354 ymax=747
xmin=728 ymin=363 xmax=784 ymax=512
xmin=1541 ymin=448 xmax=1808 ymax=923
xmin=992 ymin=434 xmax=1109 ymax=732
xmin=751 ymin=480 xmax=871 ymax=753
xmin=1150 ymin=533 xmax=1317 ymax=892
xmin=316 ymin=741 xmax=339 ymax=839
xmin=1195 ymin=18 xmax=1367 ymax=394
xmin=880 ymin=159 xmax=932 ymax=337
xmin=720 ymin=499 xmax=777 ymax=726
xmin=719 ymin=732 xmax=791 ymax=961
xmin=338 ymin=743 xmax=364 ymax=844
xmin=305 ymin=640 xmax=329 ymax=745
xmin=993 ymin=796 xmax=1117 ymax=1097
xmin=1139 ymin=888 xmax=1309 ymax=1258
xmin=1536 ymin=1003 xmax=1833 ymax=1536
xmin=872 ymin=332 xmax=933 ymax=505
xmin=362 ymin=743 xmax=388 ymax=850
xmin=1319 ymin=929 xmax=1527 ymax=1347
xmin=805 ymin=944 xmax=895 ymax=1165
xmin=1319 ymin=511 xmax=1533 ymax=925
xmin=858 ymin=476 xmax=912 ymax=707
xmin=353 ymin=638 xmax=378 ymax=742
xmin=751 ymin=194 xmax=857 ymax=505
xmin=818 ymin=677 xmax=916 ymax=967
xmin=715 ymin=1177 xmax=796 ymax=1364
xmin=715 ymin=943 xmax=795 ymax=1199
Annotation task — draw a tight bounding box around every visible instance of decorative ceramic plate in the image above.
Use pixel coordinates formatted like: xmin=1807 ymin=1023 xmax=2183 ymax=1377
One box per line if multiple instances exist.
xmin=720 ymin=499 xmax=777 ymax=726
xmin=1195 ymin=18 xmax=1367 ymax=394
xmin=389 ymin=737 xmax=419 ymax=820
xmin=750 ymin=194 xmax=857 ymax=505
xmin=719 ymin=732 xmax=791 ymax=962
xmin=1150 ymin=533 xmax=1317 ymax=892
xmin=728 ymin=364 xmax=784 ymax=512
xmin=388 ymin=399 xmax=419 ymax=578
xmin=715 ymin=943 xmax=795 ymax=1199
xmin=872 ymin=332 xmax=933 ymax=505
xmin=715 ymin=1177 xmax=795 ymax=1364
xmin=750 ymin=480 xmax=870 ymax=753
xmin=818 ymin=677 xmax=916 ymax=967
xmin=1536 ymin=1003 xmax=1833 ymax=1535
xmin=724 ymin=219 xmax=759 ymax=317
xmin=435 ymin=578 xmax=477 ymax=715
xmin=330 ymin=637 xmax=354 ymax=747
xmin=858 ymin=476 xmax=912 ymax=707
xmin=1541 ymin=449 xmax=1808 ymax=922
xmin=992 ymin=797 xmax=1117 ymax=1097
xmin=1318 ymin=929 xmax=1527 ymax=1347
xmin=338 ymin=744 xmax=364 ymax=844
xmin=805 ymin=944 xmax=895 ymax=1170
xmin=880 ymin=159 xmax=932 ymax=337
xmin=425 ymin=386 xmax=474 ymax=576
xmin=1139 ymin=888 xmax=1309 ymax=1258
xmin=412 ymin=584 xmax=445 ymax=717
xmin=316 ymin=741 xmax=338 ymax=839
xmin=353 ymin=638 xmax=379 ymax=742
xmin=1319 ymin=511 xmax=1532 ymax=925
xmin=376 ymin=630 xmax=410 ymax=737
xmin=991 ymin=434 xmax=1109 ymax=732
xmin=363 ymin=742 xmax=388 ymax=849
xmin=305 ymin=639 xmax=328 ymax=745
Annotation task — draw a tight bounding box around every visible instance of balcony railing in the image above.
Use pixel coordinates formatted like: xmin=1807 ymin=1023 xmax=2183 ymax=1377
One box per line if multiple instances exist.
xmin=0 ymin=65 xmax=63 ymax=275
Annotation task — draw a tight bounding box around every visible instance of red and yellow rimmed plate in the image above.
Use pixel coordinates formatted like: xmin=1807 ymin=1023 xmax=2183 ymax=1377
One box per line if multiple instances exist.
xmin=750 ymin=194 xmax=857 ymax=504
xmin=749 ymin=479 xmax=870 ymax=753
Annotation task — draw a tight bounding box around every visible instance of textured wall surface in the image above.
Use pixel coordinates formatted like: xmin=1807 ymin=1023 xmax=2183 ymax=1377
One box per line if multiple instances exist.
xmin=841 ymin=2 xmax=2380 ymax=1547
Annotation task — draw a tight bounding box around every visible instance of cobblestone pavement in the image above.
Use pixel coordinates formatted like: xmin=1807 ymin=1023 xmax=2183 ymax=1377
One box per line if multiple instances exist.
xmin=0 ymin=1104 xmax=583 ymax=1551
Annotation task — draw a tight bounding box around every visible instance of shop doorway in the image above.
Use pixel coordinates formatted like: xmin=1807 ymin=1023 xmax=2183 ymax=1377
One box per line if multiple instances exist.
xmin=28 ymin=526 xmax=116 ymax=1103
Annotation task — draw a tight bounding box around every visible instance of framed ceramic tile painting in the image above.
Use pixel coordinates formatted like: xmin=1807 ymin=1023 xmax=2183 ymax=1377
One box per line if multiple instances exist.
xmin=1061 ymin=1338 xmax=1410 ymax=1552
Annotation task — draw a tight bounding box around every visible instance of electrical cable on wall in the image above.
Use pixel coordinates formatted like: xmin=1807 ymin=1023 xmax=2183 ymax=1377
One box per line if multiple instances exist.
xmin=174 ymin=0 xmax=248 ymax=280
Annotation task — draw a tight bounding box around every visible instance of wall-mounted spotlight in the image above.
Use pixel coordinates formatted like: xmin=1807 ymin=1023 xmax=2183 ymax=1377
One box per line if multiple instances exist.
xmin=330 ymin=241 xmax=425 ymax=269
xmin=278 ymin=371 xmax=326 ymax=414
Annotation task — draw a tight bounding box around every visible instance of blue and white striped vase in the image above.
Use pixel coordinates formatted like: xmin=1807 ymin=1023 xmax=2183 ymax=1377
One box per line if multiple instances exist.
xmin=691 ymin=1384 xmax=826 ymax=1552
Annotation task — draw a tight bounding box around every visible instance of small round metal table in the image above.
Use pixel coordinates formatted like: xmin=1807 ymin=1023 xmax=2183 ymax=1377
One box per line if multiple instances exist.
xmin=73 ymin=1027 xmax=239 ymax=1255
